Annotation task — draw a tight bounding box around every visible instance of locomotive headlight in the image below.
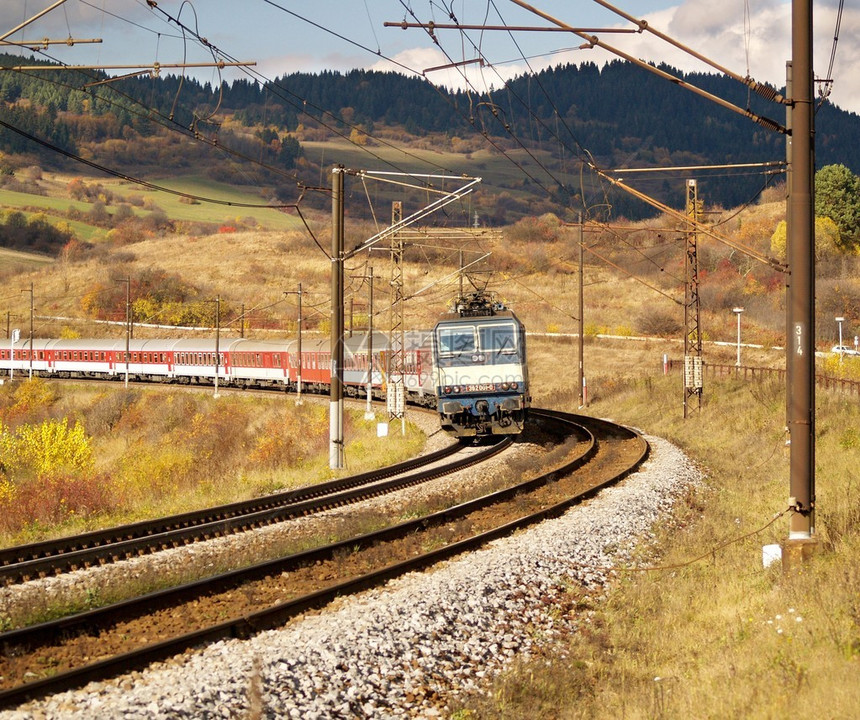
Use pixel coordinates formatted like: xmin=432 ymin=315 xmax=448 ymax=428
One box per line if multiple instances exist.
xmin=502 ymin=382 xmax=510 ymax=390
xmin=510 ymin=382 xmax=518 ymax=390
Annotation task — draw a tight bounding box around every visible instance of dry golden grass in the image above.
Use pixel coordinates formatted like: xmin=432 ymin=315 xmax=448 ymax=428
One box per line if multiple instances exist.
xmin=455 ymin=370 xmax=860 ymax=719
xmin=4 ymin=173 xmax=860 ymax=715
xmin=0 ymin=172 xmax=807 ymax=352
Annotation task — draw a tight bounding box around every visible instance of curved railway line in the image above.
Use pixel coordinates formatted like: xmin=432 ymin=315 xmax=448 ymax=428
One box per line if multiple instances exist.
xmin=0 ymin=408 xmax=648 ymax=710
xmin=0 ymin=435 xmax=502 ymax=585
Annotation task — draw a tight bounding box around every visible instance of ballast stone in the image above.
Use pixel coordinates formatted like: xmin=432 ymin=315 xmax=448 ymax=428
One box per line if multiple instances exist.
xmin=3 ymin=436 xmax=700 ymax=719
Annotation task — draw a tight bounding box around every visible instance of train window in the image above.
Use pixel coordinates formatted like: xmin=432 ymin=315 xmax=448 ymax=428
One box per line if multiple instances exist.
xmin=39 ymin=351 xmax=46 ymax=360
xmin=273 ymin=354 xmax=280 ymax=367
xmin=255 ymin=353 xmax=262 ymax=367
xmin=479 ymin=323 xmax=517 ymax=354
xmin=436 ymin=326 xmax=477 ymax=355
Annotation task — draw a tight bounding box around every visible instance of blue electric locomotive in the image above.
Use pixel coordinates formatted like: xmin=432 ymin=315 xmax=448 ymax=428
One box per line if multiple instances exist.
xmin=432 ymin=293 xmax=530 ymax=437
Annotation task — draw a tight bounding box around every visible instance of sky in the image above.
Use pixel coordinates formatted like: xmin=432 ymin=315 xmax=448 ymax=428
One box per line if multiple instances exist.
xmin=3 ymin=1 xmax=858 ymax=116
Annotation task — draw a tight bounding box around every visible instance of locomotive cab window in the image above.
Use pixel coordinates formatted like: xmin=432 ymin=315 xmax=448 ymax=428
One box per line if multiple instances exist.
xmin=478 ymin=323 xmax=517 ymax=354
xmin=436 ymin=326 xmax=477 ymax=356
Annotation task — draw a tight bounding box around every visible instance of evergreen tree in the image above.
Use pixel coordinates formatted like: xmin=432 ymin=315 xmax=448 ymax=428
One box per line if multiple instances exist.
xmin=815 ymin=164 xmax=860 ymax=251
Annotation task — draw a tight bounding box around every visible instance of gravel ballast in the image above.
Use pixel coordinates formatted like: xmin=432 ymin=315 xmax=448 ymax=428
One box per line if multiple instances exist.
xmin=2 ymin=434 xmax=702 ymax=719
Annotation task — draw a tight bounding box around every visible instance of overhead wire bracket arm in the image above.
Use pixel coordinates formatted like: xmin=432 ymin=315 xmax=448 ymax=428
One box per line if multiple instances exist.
xmin=345 ymin=174 xmax=482 ymax=260
xmin=384 ymin=21 xmax=638 ymax=34
xmin=508 ymin=0 xmax=788 ymax=134
xmin=591 ymin=0 xmax=787 ymax=104
xmin=599 ymin=169 xmax=786 ymax=272
xmin=0 ymin=0 xmax=70 ymax=42
xmin=3 ymin=61 xmax=255 ymax=76
xmin=0 ymin=38 xmax=102 ymax=49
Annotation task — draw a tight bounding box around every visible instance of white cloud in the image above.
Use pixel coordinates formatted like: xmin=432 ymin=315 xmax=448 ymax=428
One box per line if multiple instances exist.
xmin=371 ymin=2 xmax=859 ymax=116
xmin=584 ymin=2 xmax=858 ymax=115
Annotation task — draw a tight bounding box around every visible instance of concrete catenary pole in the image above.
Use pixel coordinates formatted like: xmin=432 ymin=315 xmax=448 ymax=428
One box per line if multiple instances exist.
xmin=577 ymin=214 xmax=585 ymax=408
xmin=330 ymin=167 xmax=345 ymax=470
xmin=786 ymin=0 xmax=816 ymax=554
xmin=297 ymin=283 xmax=303 ymax=403
xmin=365 ymin=266 xmax=374 ymax=419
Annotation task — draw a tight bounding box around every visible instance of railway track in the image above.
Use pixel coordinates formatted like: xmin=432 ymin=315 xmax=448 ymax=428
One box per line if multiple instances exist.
xmin=0 ymin=409 xmax=647 ymax=710
xmin=0 ymin=435 xmax=506 ymax=585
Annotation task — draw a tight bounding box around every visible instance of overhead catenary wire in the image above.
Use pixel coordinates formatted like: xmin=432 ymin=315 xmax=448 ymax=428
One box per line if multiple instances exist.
xmin=0 ymin=118 xmax=300 ymax=211
xmin=817 ymin=0 xmax=844 ymax=109
xmin=395 ymin=1 xmax=781 ymax=295
xmin=11 ymin=3 xmax=458 ymax=205
xmin=551 ymin=507 xmax=792 ymax=575
xmin=6 ymin=3 xmax=792 ymax=324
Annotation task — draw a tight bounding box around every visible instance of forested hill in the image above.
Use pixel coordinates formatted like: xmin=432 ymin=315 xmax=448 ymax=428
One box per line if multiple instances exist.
xmin=1 ymin=52 xmax=858 ymax=216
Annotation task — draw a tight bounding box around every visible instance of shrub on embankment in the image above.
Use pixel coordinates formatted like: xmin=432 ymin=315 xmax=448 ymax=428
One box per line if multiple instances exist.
xmin=0 ymin=378 xmax=423 ymax=544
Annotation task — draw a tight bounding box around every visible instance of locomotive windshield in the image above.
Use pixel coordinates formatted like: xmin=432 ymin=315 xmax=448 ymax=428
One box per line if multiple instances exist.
xmin=479 ymin=323 xmax=517 ymax=354
xmin=437 ymin=326 xmax=477 ymax=355
xmin=435 ymin=321 xmax=518 ymax=357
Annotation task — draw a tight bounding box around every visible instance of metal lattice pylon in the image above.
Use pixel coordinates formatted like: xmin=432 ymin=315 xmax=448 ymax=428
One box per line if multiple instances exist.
xmin=683 ymin=179 xmax=703 ymax=417
xmin=387 ymin=201 xmax=406 ymax=428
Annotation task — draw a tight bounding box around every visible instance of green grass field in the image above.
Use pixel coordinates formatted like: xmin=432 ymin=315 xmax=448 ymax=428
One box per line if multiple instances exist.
xmin=0 ymin=175 xmax=304 ymax=235
xmin=119 ymin=176 xmax=305 ymax=230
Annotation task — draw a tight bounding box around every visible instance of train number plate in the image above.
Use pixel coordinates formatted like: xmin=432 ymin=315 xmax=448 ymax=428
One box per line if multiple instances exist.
xmin=465 ymin=383 xmax=495 ymax=392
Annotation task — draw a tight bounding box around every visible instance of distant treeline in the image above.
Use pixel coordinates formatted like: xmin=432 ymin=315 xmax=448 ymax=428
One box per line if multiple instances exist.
xmin=1 ymin=52 xmax=858 ymax=215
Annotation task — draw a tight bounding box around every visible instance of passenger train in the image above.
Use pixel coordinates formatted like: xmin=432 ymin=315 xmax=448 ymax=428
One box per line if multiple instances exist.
xmin=432 ymin=293 xmax=530 ymax=436
xmin=0 ymin=331 xmax=434 ymax=400
xmin=0 ymin=297 xmax=530 ymax=437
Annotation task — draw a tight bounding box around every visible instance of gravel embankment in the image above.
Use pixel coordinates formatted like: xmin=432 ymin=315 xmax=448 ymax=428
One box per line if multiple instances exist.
xmin=2 ymin=433 xmax=702 ymax=719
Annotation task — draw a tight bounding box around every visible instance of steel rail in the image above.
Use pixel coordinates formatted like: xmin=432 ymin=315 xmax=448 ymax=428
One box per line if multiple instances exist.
xmin=0 ymin=410 xmax=648 ymax=709
xmin=0 ymin=438 xmax=508 ymax=584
